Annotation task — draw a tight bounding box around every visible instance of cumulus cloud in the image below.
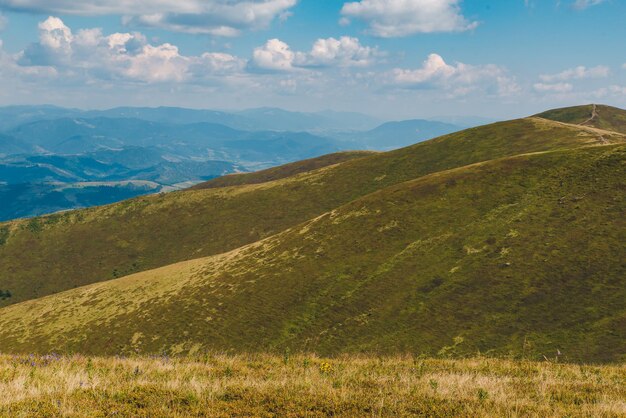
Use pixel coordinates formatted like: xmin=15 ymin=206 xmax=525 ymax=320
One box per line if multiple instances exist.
xmin=251 ymin=38 xmax=296 ymax=71
xmin=299 ymin=36 xmax=379 ymax=68
xmin=533 ymin=82 xmax=573 ymax=93
xmin=388 ymin=53 xmax=519 ymax=97
xmin=251 ymin=36 xmax=379 ymax=71
xmin=16 ymin=17 xmax=246 ymax=83
xmin=572 ymin=0 xmax=606 ymax=10
xmin=340 ymin=0 xmax=478 ymax=38
xmin=539 ymin=65 xmax=610 ymax=82
xmin=19 ymin=16 xmax=73 ymax=66
xmin=0 ymin=0 xmax=297 ymax=36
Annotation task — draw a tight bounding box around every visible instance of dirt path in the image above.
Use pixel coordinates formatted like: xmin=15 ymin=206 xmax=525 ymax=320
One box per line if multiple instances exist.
xmin=531 ymin=115 xmax=621 ymax=146
xmin=577 ymin=104 xmax=610 ymax=144
xmin=581 ymin=103 xmax=598 ymax=126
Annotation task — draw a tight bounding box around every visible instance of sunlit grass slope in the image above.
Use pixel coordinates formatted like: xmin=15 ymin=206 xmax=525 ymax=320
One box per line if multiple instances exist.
xmin=192 ymin=150 xmax=376 ymax=190
xmin=2 ymin=354 xmax=624 ymax=417
xmin=536 ymin=104 xmax=626 ymax=134
xmin=1 ymin=115 xmax=623 ymax=308
xmin=0 ymin=144 xmax=623 ymax=362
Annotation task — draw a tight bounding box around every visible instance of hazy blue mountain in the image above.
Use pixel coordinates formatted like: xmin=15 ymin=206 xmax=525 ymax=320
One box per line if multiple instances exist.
xmin=427 ymin=115 xmax=498 ymax=128
xmin=0 ymin=182 xmax=163 ymax=221
xmin=362 ymin=119 xmax=461 ymax=149
xmin=0 ymin=161 xmax=79 ymax=183
xmin=0 ymin=105 xmax=80 ymax=131
xmin=25 ymin=155 xmax=128 ymax=180
xmin=9 ymin=118 xmax=169 ymax=152
xmin=0 ymin=133 xmax=34 ymax=156
xmin=0 ymin=105 xmax=464 ymax=221
xmin=0 ymin=111 xmax=349 ymax=221
xmin=332 ymin=119 xmax=462 ymax=150
xmin=236 ymin=108 xmax=381 ymax=132
xmin=83 ymin=107 xmax=254 ymax=130
xmin=0 ymin=150 xmax=242 ymax=220
xmin=8 ymin=117 xmax=341 ymax=163
xmin=88 ymin=147 xmax=171 ymax=170
xmin=96 ymin=107 xmax=382 ymax=131
xmin=314 ymin=110 xmax=382 ymax=131
xmin=0 ymin=105 xmax=381 ymax=133
xmin=1 ymin=153 xmax=240 ymax=185
xmin=126 ymin=160 xmax=241 ymax=185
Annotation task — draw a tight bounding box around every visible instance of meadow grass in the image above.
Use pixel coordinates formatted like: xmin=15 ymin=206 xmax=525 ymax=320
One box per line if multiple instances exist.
xmin=0 ymin=354 xmax=624 ymax=417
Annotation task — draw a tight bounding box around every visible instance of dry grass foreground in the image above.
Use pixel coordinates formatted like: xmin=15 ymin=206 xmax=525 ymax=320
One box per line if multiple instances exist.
xmin=1 ymin=354 xmax=624 ymax=417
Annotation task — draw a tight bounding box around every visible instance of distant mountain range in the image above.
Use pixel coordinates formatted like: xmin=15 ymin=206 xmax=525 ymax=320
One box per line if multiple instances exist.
xmin=0 ymin=105 xmax=383 ymax=132
xmin=335 ymin=119 xmax=462 ymax=150
xmin=0 ymin=105 xmax=469 ymax=221
xmin=6 ymin=117 xmax=342 ymax=163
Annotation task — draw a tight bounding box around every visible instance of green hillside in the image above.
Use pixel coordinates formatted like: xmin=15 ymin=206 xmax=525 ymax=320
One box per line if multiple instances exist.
xmin=0 ymin=143 xmax=623 ymax=362
xmin=0 ymin=116 xmax=622 ymax=308
xmin=192 ymin=151 xmax=375 ymax=190
xmin=536 ymin=104 xmax=626 ymax=134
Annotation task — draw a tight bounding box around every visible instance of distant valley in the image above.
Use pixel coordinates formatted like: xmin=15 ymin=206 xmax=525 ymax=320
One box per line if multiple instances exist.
xmin=0 ymin=106 xmax=463 ymax=221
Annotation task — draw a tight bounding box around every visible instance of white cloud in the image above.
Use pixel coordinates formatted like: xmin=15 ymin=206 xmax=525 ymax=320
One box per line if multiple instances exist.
xmin=252 ymin=36 xmax=380 ymax=71
xmin=251 ymin=38 xmax=296 ymax=71
xmin=0 ymin=13 xmax=6 ymax=31
xmin=123 ymin=44 xmax=189 ymax=82
xmin=539 ymin=65 xmax=610 ymax=82
xmin=391 ymin=53 xmax=455 ymax=84
xmin=572 ymin=0 xmax=607 ymax=10
xmin=622 ymin=63 xmax=626 ymax=70
xmin=533 ymin=82 xmax=573 ymax=93
xmin=389 ymin=53 xmax=519 ymax=97
xmin=340 ymin=0 xmax=478 ymax=38
xmin=38 ymin=16 xmax=72 ymax=49
xmin=16 ymin=17 xmax=246 ymax=83
xmin=298 ymin=36 xmax=379 ymax=68
xmin=0 ymin=0 xmax=297 ymax=36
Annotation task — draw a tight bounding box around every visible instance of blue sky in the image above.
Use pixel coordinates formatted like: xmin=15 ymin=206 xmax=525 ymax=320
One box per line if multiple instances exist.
xmin=0 ymin=0 xmax=624 ymax=119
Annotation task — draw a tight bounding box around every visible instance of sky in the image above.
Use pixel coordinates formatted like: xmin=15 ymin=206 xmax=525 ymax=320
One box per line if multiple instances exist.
xmin=0 ymin=0 xmax=624 ymax=119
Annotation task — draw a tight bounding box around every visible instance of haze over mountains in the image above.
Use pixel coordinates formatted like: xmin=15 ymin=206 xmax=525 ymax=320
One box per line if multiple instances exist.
xmin=0 ymin=105 xmax=465 ymax=221
xmin=0 ymin=104 xmax=623 ymax=363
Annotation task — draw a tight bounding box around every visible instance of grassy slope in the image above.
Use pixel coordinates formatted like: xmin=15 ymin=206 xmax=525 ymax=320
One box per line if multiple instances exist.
xmin=0 ymin=144 xmax=623 ymax=362
xmin=536 ymin=104 xmax=626 ymax=134
xmin=2 ymin=354 xmax=624 ymax=417
xmin=0 ymin=117 xmax=621 ymax=307
xmin=191 ymin=151 xmax=376 ymax=190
